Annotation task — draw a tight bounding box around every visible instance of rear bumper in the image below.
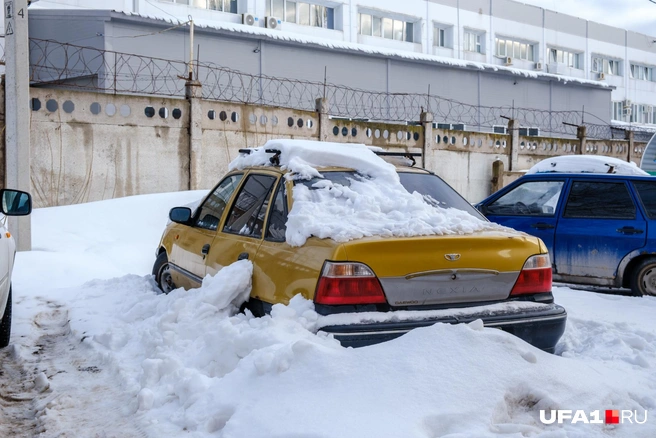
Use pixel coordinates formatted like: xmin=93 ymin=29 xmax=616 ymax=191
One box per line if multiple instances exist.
xmin=318 ymin=303 xmax=567 ymax=352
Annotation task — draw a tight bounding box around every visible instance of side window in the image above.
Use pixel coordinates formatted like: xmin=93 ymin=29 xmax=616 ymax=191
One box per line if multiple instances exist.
xmin=564 ymin=181 xmax=635 ymax=219
xmin=265 ymin=181 xmax=288 ymax=242
xmin=487 ymin=181 xmax=564 ymax=216
xmin=195 ymin=174 xmax=243 ymax=231
xmin=633 ymin=181 xmax=656 ymax=219
xmin=224 ymin=174 xmax=277 ymax=238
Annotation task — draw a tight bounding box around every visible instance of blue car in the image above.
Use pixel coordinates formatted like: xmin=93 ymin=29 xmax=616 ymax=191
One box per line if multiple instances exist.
xmin=477 ymin=172 xmax=656 ymax=296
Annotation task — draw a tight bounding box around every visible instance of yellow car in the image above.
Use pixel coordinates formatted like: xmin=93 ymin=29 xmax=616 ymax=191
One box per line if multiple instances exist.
xmin=153 ymin=141 xmax=566 ymax=352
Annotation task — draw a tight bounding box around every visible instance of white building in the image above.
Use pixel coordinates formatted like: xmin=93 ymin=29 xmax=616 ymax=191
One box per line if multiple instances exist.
xmin=24 ymin=0 xmax=656 ymax=125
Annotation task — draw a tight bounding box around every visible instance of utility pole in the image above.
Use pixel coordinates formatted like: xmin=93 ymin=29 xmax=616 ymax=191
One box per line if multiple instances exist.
xmin=4 ymin=0 xmax=31 ymax=250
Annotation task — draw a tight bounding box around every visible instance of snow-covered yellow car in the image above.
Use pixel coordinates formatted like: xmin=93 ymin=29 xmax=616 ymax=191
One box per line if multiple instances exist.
xmin=153 ymin=140 xmax=566 ymax=351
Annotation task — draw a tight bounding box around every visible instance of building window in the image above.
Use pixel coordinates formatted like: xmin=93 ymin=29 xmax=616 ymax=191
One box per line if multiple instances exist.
xmin=434 ymin=23 xmax=452 ymax=48
xmin=592 ymin=56 xmax=621 ymax=76
xmin=548 ymin=48 xmax=581 ymax=69
xmin=612 ymin=101 xmax=623 ymax=121
xmin=207 ymin=0 xmax=237 ymax=12
xmin=496 ymin=37 xmax=534 ymax=61
xmin=160 ymin=0 xmax=239 ymax=12
xmin=630 ymin=64 xmax=654 ymax=81
xmin=464 ymin=30 xmax=484 ymax=53
xmin=266 ymin=1 xmax=334 ymax=29
xmin=358 ymin=13 xmax=414 ymax=43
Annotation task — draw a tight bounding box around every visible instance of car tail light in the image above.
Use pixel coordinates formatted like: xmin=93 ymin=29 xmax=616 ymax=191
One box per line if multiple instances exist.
xmin=315 ymin=262 xmax=387 ymax=305
xmin=510 ymin=254 xmax=552 ymax=296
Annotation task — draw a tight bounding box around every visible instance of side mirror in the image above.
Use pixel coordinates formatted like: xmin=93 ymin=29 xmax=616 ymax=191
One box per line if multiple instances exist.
xmin=1 ymin=189 xmax=31 ymax=216
xmin=169 ymin=207 xmax=192 ymax=224
xmin=475 ymin=204 xmax=488 ymax=215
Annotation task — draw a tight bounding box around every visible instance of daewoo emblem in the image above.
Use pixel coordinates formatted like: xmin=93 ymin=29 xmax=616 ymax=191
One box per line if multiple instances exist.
xmin=444 ymin=254 xmax=461 ymax=261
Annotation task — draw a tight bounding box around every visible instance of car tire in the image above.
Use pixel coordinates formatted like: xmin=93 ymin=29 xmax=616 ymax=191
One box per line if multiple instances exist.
xmin=153 ymin=252 xmax=176 ymax=294
xmin=630 ymin=259 xmax=656 ymax=297
xmin=0 ymin=287 xmax=12 ymax=349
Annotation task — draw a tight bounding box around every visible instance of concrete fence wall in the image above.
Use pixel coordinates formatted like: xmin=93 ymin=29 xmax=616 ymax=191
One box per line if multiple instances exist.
xmin=21 ymin=87 xmax=648 ymax=208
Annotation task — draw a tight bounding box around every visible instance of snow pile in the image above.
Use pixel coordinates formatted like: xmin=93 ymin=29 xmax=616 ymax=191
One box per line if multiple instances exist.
xmin=9 ymin=191 xmax=656 ymax=437
xmin=231 ymin=139 xmax=503 ymax=246
xmin=527 ymin=155 xmax=649 ymax=176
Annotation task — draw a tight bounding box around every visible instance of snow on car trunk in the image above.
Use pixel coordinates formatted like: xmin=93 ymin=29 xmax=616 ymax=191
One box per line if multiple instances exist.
xmin=230 ymin=140 xmax=505 ymax=246
xmin=9 ymin=191 xmax=656 ymax=438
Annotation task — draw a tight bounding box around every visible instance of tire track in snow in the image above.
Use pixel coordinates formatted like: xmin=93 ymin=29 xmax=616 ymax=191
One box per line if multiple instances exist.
xmin=1 ymin=297 xmax=149 ymax=438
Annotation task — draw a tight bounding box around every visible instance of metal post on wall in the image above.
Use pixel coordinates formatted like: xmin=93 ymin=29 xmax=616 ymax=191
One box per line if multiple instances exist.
xmin=4 ymin=0 xmax=31 ymax=251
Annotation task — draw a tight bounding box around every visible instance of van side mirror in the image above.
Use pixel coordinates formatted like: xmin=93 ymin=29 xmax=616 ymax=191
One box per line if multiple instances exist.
xmin=169 ymin=207 xmax=192 ymax=224
xmin=476 ymin=204 xmax=488 ymax=215
xmin=1 ymin=189 xmax=31 ymax=216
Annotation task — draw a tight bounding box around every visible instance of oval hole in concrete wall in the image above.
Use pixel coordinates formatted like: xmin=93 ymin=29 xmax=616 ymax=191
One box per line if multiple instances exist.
xmin=120 ymin=105 xmax=131 ymax=117
xmin=172 ymin=108 xmax=182 ymax=119
xmin=90 ymin=102 xmax=101 ymax=115
xmin=288 ymin=117 xmax=294 ymax=127
xmin=31 ymin=98 xmax=41 ymax=111
xmin=231 ymin=112 xmax=239 ymax=123
xmin=208 ymin=110 xmax=216 ymax=120
xmin=159 ymin=107 xmax=169 ymax=119
xmin=333 ymin=126 xmax=339 ymax=136
xmin=106 ymin=104 xmax=117 ymax=116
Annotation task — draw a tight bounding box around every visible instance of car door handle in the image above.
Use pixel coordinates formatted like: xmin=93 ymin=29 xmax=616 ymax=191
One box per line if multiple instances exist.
xmin=201 ymin=244 xmax=211 ymax=255
xmin=530 ymin=222 xmax=555 ymax=230
xmin=238 ymin=252 xmax=249 ymax=261
xmin=616 ymin=226 xmax=644 ymax=235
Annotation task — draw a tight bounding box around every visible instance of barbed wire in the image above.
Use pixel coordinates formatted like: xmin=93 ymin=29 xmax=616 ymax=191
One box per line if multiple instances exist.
xmin=18 ymin=37 xmax=656 ymax=141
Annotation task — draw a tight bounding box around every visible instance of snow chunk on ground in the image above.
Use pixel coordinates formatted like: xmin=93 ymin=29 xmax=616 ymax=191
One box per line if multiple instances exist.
xmin=231 ymin=139 xmax=504 ymax=246
xmin=527 ymin=155 xmax=649 ymax=175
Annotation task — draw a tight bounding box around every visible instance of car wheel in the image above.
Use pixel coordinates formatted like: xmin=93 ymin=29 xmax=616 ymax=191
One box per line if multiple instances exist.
xmin=153 ymin=252 xmax=176 ymax=294
xmin=630 ymin=259 xmax=656 ymax=296
xmin=0 ymin=287 xmax=12 ymax=349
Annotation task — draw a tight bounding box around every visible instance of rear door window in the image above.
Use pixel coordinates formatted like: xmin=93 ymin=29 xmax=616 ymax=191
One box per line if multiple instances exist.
xmin=487 ymin=180 xmax=564 ymax=216
xmin=633 ymin=181 xmax=656 ymax=219
xmin=224 ymin=174 xmax=277 ymax=238
xmin=265 ymin=181 xmax=288 ymax=242
xmin=563 ymin=181 xmax=635 ymax=219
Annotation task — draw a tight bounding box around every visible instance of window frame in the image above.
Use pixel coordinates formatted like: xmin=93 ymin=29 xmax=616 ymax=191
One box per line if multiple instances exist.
xmin=193 ymin=173 xmax=245 ymax=231
xmin=548 ymin=47 xmax=582 ymax=69
xmin=433 ymin=23 xmax=451 ymax=48
xmin=630 ymin=63 xmax=654 ymax=82
xmin=485 ymin=180 xmax=565 ymax=217
xmin=222 ymin=172 xmax=279 ymax=239
xmin=358 ymin=11 xmax=416 ymax=43
xmin=495 ymin=36 xmax=536 ymax=61
xmin=266 ymin=0 xmax=335 ymax=29
xmin=264 ymin=179 xmax=289 ymax=242
xmin=563 ymin=180 xmax=636 ymax=220
xmin=464 ymin=29 xmax=484 ymax=54
xmin=592 ymin=55 xmax=621 ymax=76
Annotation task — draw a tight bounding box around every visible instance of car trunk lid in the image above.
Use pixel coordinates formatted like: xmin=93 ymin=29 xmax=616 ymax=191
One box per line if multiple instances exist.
xmin=338 ymin=231 xmax=543 ymax=306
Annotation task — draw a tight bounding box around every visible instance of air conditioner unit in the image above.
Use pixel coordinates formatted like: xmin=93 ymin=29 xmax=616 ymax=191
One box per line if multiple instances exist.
xmin=505 ymin=57 xmax=513 ymax=66
xmin=623 ymin=107 xmax=632 ymax=116
xmin=493 ymin=125 xmax=508 ymax=134
xmin=597 ymin=72 xmax=606 ymax=80
xmin=266 ymin=16 xmax=280 ymax=29
xmin=242 ymin=13 xmax=256 ymax=26
xmin=535 ymin=62 xmax=543 ymax=71
xmin=623 ymin=99 xmax=632 ymax=108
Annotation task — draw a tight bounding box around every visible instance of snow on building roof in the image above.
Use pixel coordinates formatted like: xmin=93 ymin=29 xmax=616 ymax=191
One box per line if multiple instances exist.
xmin=527 ymin=155 xmax=650 ymax=176
xmin=89 ymin=10 xmax=612 ymax=90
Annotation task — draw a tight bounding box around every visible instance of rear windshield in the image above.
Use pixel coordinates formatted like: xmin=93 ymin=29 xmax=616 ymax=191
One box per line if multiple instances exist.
xmin=296 ymin=171 xmax=485 ymax=220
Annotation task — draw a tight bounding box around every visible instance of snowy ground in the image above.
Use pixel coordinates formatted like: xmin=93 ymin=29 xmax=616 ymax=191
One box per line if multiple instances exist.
xmin=2 ymin=191 xmax=656 ymax=437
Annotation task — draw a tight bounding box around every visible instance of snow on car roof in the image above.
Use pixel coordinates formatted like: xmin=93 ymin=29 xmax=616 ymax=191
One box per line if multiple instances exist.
xmin=526 ymin=155 xmax=649 ymax=176
xmin=229 ymin=140 xmax=506 ymax=246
